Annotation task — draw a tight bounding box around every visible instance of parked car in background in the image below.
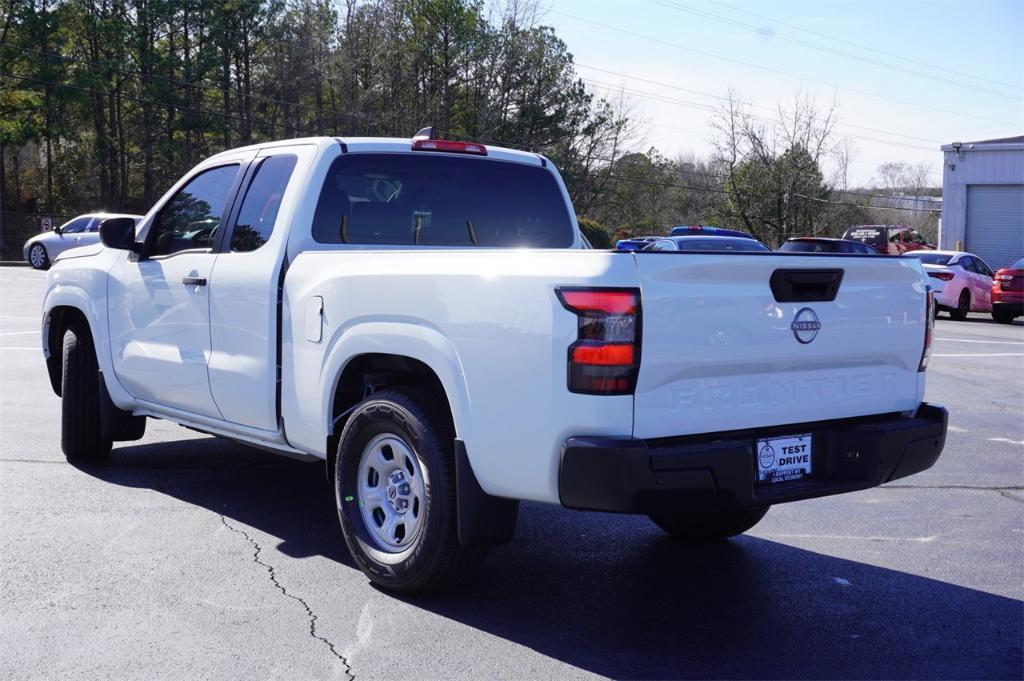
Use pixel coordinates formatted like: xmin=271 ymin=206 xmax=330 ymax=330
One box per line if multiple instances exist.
xmin=669 ymin=224 xmax=757 ymax=239
xmin=778 ymin=237 xmax=877 ymax=255
xmin=991 ymin=257 xmax=1024 ymax=324
xmin=23 ymin=213 xmax=142 ymax=269
xmin=614 ymin=236 xmax=661 ymax=251
xmin=842 ymin=225 xmax=935 ymax=255
xmin=907 ymin=250 xmax=994 ymax=320
xmin=644 ymin=235 xmax=771 ymax=252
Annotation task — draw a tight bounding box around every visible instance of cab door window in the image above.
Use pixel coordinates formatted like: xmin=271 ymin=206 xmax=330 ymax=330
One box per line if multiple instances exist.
xmin=229 ymin=155 xmax=297 ymax=252
xmin=149 ymin=165 xmax=239 ymax=256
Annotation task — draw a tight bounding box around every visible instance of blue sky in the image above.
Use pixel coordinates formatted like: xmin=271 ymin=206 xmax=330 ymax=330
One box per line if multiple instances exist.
xmin=540 ymin=0 xmax=1024 ymax=186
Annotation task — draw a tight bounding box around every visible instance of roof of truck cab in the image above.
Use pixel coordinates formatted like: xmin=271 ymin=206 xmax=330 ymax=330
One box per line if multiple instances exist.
xmin=204 ymin=136 xmax=546 ymax=166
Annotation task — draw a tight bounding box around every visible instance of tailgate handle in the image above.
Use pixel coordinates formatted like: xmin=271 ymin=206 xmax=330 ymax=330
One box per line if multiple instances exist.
xmin=770 ymin=269 xmax=844 ymax=303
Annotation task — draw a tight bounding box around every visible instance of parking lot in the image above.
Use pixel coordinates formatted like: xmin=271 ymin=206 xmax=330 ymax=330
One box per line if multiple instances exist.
xmin=1 ymin=265 xmax=1021 ymax=680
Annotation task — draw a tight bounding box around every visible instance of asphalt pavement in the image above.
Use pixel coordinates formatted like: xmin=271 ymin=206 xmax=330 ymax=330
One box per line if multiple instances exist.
xmin=1 ymin=266 xmax=1021 ymax=680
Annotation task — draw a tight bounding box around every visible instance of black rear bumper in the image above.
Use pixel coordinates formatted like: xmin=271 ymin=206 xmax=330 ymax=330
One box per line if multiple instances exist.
xmin=559 ymin=403 xmax=948 ymax=513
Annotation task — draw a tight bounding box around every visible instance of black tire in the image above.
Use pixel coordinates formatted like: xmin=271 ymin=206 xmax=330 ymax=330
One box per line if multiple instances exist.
xmin=28 ymin=243 xmax=50 ymax=270
xmin=334 ymin=388 xmax=486 ymax=594
xmin=649 ymin=506 xmax=770 ymax=541
xmin=61 ymin=322 xmax=112 ymax=463
xmin=950 ymin=289 xmax=971 ymax=321
xmin=992 ymin=309 xmax=1015 ymax=324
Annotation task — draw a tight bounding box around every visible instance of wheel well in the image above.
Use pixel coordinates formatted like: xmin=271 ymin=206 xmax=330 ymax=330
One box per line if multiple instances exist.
xmin=44 ymin=306 xmax=89 ymax=396
xmin=325 ymin=353 xmax=454 ymax=482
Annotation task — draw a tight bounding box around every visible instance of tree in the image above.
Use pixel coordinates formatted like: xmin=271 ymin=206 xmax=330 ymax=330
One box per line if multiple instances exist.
xmin=712 ymin=90 xmax=842 ymax=245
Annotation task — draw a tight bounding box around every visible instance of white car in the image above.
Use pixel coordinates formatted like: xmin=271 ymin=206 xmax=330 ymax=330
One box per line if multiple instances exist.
xmin=907 ymin=250 xmax=994 ymax=320
xmin=39 ymin=136 xmax=947 ymax=593
xmin=23 ymin=213 xmax=141 ymax=269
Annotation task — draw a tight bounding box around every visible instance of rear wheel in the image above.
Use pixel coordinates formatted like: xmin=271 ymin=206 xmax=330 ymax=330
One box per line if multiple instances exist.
xmin=28 ymin=243 xmax=49 ymax=270
xmin=950 ymin=289 xmax=971 ymax=321
xmin=334 ymin=388 xmax=486 ymax=593
xmin=649 ymin=506 xmax=770 ymax=541
xmin=61 ymin=322 xmax=112 ymax=463
xmin=992 ymin=309 xmax=1015 ymax=324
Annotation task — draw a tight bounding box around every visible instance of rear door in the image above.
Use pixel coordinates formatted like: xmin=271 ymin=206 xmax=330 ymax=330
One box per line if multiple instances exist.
xmin=207 ymin=143 xmax=314 ymax=431
xmin=631 ymin=253 xmax=928 ymax=439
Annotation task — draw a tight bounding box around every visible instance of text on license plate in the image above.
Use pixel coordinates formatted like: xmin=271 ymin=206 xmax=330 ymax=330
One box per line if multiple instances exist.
xmin=757 ymin=433 xmax=812 ymax=484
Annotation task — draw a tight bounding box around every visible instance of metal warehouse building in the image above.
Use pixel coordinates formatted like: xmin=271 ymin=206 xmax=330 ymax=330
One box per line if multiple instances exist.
xmin=939 ymin=136 xmax=1024 ymax=269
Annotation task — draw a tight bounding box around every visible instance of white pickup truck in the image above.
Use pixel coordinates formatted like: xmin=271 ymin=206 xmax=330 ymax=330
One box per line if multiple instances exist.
xmin=41 ymin=136 xmax=947 ymax=593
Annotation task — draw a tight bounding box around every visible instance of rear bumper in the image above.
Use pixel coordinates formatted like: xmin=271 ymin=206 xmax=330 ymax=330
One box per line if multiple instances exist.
xmin=992 ymin=299 xmax=1023 ymax=315
xmin=559 ymin=404 xmax=948 ymax=513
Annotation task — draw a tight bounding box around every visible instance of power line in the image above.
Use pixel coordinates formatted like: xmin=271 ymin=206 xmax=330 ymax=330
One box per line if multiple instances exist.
xmin=580 ymin=77 xmax=938 ymax=152
xmin=2 ymin=73 xmax=939 ymax=213
xmin=649 ymin=0 xmax=1022 ymax=101
xmin=549 ymin=8 xmax=1021 ymax=129
xmin=575 ymin=63 xmax=946 ymax=145
xmin=704 ymin=0 xmax=1022 ymax=92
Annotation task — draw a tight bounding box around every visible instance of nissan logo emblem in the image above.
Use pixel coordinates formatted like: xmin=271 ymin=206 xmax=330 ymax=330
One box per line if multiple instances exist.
xmin=791 ymin=307 xmax=821 ymax=344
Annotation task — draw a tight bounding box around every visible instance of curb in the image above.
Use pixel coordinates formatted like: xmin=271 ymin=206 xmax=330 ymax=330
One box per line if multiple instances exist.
xmin=0 ymin=261 xmax=30 ymax=267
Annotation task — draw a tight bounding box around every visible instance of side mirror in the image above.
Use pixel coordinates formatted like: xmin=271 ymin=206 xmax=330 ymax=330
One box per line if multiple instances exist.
xmin=53 ymin=224 xmax=62 ymax=235
xmin=99 ymin=217 xmax=140 ymax=252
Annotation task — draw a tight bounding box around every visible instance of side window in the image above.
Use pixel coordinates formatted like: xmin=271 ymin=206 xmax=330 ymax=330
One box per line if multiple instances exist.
xmin=150 ymin=165 xmax=239 ymax=256
xmin=653 ymin=240 xmax=675 ymax=251
xmin=60 ymin=217 xmax=93 ymax=234
xmin=230 ymin=155 xmax=297 ymax=253
xmin=977 ymin=259 xmax=994 ymax=277
xmin=957 ymin=256 xmax=974 ymax=272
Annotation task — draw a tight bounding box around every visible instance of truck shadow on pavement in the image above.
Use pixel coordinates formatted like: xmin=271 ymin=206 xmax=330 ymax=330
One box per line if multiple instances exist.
xmin=82 ymin=436 xmax=1022 ymax=680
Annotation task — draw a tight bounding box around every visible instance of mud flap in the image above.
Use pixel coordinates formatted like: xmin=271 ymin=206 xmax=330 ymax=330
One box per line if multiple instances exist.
xmin=98 ymin=370 xmax=146 ymax=441
xmin=455 ymin=439 xmax=518 ymax=547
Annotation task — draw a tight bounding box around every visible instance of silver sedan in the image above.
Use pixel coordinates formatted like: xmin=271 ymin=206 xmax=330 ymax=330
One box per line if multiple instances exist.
xmin=23 ymin=213 xmax=141 ymax=269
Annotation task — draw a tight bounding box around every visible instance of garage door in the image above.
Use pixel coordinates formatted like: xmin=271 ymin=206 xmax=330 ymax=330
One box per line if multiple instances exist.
xmin=966 ymin=184 xmax=1024 ymax=269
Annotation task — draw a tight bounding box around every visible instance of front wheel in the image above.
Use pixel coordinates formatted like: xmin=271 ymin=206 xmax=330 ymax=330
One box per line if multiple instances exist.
xmin=334 ymin=388 xmax=486 ymax=593
xmin=28 ymin=243 xmax=49 ymax=270
xmin=949 ymin=289 xmax=971 ymax=321
xmin=649 ymin=506 xmax=770 ymax=541
xmin=61 ymin=322 xmax=112 ymax=463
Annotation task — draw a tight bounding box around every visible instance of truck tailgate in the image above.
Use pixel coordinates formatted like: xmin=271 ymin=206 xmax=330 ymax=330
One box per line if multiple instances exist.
xmin=632 ymin=253 xmax=928 ymax=439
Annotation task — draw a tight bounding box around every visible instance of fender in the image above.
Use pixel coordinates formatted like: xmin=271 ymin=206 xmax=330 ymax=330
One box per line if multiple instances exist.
xmin=319 ymin=320 xmax=474 ymax=449
xmin=43 ymin=280 xmax=134 ymax=412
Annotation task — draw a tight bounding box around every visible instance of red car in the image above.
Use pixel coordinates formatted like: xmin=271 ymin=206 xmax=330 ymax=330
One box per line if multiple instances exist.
xmin=991 ymin=257 xmax=1024 ymax=324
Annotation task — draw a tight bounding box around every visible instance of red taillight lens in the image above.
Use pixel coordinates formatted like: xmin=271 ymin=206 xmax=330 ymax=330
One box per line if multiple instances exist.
xmin=919 ymin=289 xmax=935 ymax=372
xmin=928 ymin=271 xmax=955 ymax=281
xmin=411 ymin=139 xmax=487 ymax=155
xmin=557 ymin=287 xmax=641 ymax=395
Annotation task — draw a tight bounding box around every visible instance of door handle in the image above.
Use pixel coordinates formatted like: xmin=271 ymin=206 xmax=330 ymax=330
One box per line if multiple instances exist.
xmin=182 ymin=276 xmax=207 ymax=286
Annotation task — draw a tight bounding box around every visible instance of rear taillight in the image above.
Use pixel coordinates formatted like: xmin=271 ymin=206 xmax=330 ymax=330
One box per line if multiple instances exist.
xmin=919 ymin=289 xmax=935 ymax=372
xmin=411 ymin=139 xmax=487 ymax=155
xmin=557 ymin=287 xmax=641 ymax=395
xmin=928 ymin=271 xmax=954 ymax=281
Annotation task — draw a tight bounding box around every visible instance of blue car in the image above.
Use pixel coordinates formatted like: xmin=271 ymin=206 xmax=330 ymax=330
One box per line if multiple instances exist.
xmin=615 ymin=236 xmax=662 ymax=251
xmin=668 ymin=224 xmax=756 ymax=239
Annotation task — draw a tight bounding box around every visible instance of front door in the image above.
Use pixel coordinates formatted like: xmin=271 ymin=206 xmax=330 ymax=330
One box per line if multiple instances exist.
xmin=108 ymin=162 xmax=246 ymax=418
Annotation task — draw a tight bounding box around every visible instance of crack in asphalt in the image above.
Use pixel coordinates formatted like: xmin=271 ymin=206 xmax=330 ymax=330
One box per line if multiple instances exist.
xmin=220 ymin=516 xmax=355 ymax=680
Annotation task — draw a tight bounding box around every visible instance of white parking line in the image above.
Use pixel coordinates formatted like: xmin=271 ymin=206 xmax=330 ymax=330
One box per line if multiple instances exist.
xmin=0 ymin=331 xmax=37 ymax=337
xmin=761 ymin=533 xmax=939 ymax=543
xmin=932 ymin=353 xmax=1024 ymax=358
xmin=0 ymin=347 xmax=38 ymax=351
xmin=988 ymin=438 xmax=1024 ymax=446
xmin=934 ymin=338 xmax=1024 ymax=345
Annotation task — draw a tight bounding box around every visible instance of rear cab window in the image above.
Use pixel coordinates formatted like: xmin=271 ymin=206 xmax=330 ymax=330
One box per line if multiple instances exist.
xmin=312 ymin=153 xmax=573 ymax=248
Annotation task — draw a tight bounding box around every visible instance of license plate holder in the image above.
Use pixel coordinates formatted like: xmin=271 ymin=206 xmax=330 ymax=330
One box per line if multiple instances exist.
xmin=756 ymin=433 xmax=812 ymax=485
